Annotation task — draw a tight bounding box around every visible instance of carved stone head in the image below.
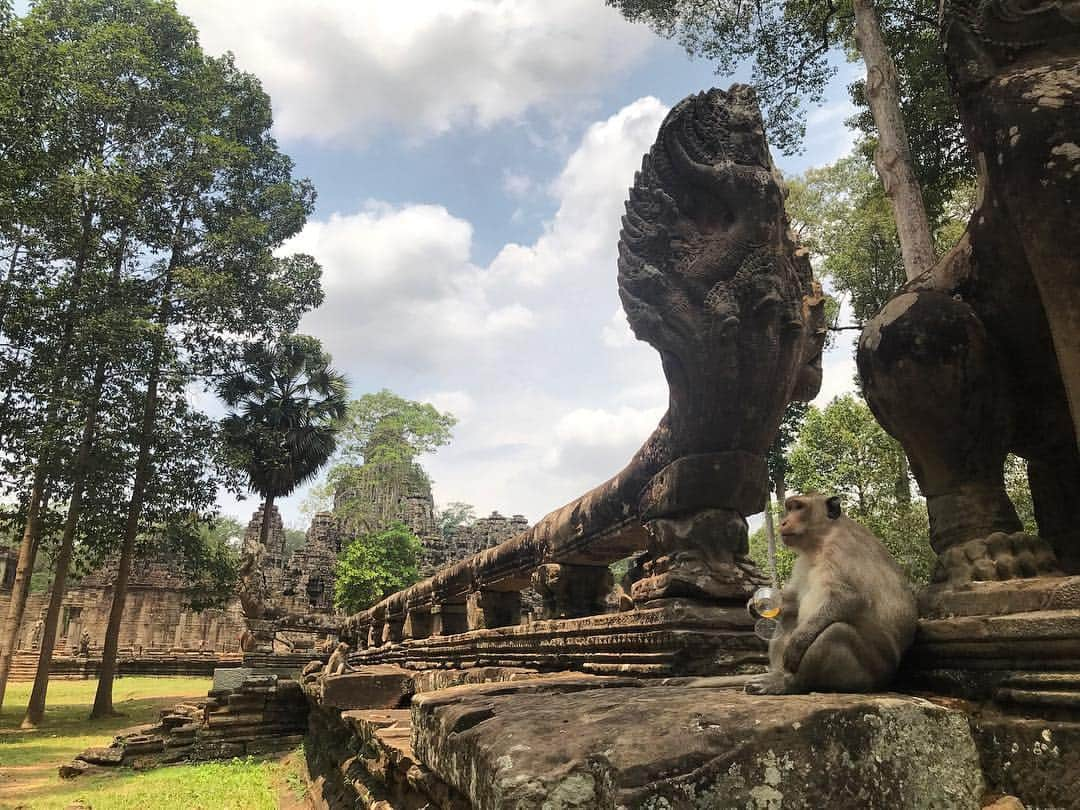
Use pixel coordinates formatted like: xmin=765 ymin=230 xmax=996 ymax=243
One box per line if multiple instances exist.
xmin=618 ymin=86 xmax=823 ymax=461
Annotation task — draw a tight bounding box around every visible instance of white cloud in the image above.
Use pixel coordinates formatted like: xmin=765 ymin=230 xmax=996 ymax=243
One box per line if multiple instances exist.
xmin=289 ymin=202 xmax=536 ymax=374
xmin=262 ymin=97 xmax=671 ymax=525
xmin=601 ymin=306 xmax=636 ymax=348
xmin=488 ymin=96 xmax=667 ymax=287
xmin=178 ymin=0 xmax=655 ymax=144
xmin=543 ymin=405 xmax=665 ymax=478
xmin=502 ymin=170 xmax=533 ymax=199
xmin=421 ymin=390 xmax=477 ymax=423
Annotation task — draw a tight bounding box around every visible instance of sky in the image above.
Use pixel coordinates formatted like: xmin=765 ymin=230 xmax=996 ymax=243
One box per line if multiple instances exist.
xmin=162 ymin=0 xmax=864 ymax=532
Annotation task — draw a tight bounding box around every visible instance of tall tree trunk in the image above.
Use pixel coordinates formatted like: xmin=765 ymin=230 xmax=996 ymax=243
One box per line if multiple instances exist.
xmin=0 ymin=235 xmax=23 ymax=338
xmin=20 ymin=354 xmax=108 ymax=728
xmin=763 ymin=495 xmax=779 ymax=587
xmin=0 ymin=480 xmax=49 ymax=711
xmin=91 ymin=236 xmax=178 ymax=719
xmin=0 ymin=205 xmax=95 ymax=711
xmin=774 ymin=468 xmax=787 ymax=516
xmin=852 ymin=0 xmax=936 ymax=281
xmin=259 ymin=495 xmax=276 ymax=549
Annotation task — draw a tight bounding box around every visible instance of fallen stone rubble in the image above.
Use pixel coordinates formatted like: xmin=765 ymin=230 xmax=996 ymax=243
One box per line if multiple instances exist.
xmin=59 ymin=669 xmax=307 ymax=778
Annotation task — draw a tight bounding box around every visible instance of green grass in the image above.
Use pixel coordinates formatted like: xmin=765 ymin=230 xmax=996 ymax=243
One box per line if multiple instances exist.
xmin=0 ymin=676 xmax=291 ymax=810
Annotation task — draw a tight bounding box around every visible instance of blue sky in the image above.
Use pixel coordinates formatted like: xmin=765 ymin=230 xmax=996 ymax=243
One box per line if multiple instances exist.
xmin=24 ymin=1 xmax=864 ymax=530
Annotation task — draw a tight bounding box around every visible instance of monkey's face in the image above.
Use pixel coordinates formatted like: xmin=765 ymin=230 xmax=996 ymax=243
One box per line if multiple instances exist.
xmin=779 ymin=494 xmax=842 ymax=548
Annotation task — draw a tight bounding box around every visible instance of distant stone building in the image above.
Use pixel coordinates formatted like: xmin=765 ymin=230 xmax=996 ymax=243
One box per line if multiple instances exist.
xmin=1 ymin=464 xmax=529 ymax=674
xmin=422 ymin=512 xmax=529 ymax=577
xmin=330 ymin=459 xmax=529 ymax=577
xmin=0 ymin=550 xmax=247 ymax=658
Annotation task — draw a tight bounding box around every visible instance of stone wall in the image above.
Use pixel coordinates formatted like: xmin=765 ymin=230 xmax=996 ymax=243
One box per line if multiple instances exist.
xmin=1 ymin=552 xmax=248 ymax=663
xmin=421 ymin=512 xmax=529 ymax=578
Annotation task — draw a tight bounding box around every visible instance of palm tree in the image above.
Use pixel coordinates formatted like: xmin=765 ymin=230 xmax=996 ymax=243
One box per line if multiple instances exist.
xmin=219 ymin=334 xmax=347 ymax=552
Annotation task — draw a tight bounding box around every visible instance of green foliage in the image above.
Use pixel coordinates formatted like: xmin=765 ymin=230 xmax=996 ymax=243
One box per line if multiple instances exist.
xmin=334 ymin=521 xmax=421 ymax=613
xmin=748 ymin=503 xmax=796 ymax=584
xmin=786 ymin=157 xmax=906 ymax=324
xmin=220 ymin=334 xmax=348 ymax=504
xmin=154 ymin=516 xmax=242 ymax=611
xmin=284 ymin=527 xmax=308 ymax=555
xmin=786 ymin=156 xmax=975 ymax=327
xmin=766 ymin=401 xmax=808 ymax=497
xmin=338 ymin=389 xmax=456 ymax=466
xmin=436 ymin=501 xmax=475 ymax=540
xmin=1004 ymin=454 xmax=1037 ymax=535
xmin=607 ymin=0 xmax=972 ymax=228
xmin=786 ymin=394 xmax=936 ymax=582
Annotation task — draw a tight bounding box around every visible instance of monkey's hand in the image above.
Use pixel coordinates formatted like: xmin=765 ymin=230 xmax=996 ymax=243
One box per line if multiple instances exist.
xmin=745 ymin=672 xmax=794 ymax=695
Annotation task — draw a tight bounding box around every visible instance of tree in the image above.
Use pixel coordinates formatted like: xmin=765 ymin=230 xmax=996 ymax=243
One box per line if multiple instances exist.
xmin=156 ymin=515 xmax=242 ymax=612
xmin=0 ymin=0 xmax=328 ymax=723
xmin=608 ymin=0 xmax=966 ymax=280
xmin=786 ymin=393 xmax=936 ymax=581
xmin=436 ymin=502 xmax=476 ymax=541
xmin=785 ymin=156 xmax=974 ymax=328
xmin=284 ymin=527 xmax=308 ymax=556
xmin=315 ymin=391 xmax=456 ymax=535
xmin=761 ymin=402 xmax=808 ymax=584
xmin=337 ymin=390 xmax=456 ymax=466
xmin=334 ymin=522 xmax=421 ymax=613
xmin=219 ymin=334 xmax=348 ymax=553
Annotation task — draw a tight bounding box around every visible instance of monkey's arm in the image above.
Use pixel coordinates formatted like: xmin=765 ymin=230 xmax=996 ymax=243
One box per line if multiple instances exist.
xmin=783 ymin=586 xmax=865 ymax=674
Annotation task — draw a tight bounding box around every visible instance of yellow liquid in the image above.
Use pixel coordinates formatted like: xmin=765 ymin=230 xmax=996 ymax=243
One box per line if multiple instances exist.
xmin=758 ymin=606 xmax=781 ymax=619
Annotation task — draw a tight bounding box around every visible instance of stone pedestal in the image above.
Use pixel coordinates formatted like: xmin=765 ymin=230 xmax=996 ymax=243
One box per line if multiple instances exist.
xmin=466 ymin=590 xmax=521 ymax=630
xmin=631 ymin=453 xmax=771 ymax=606
xmin=532 ymin=563 xmax=612 ymax=619
xmin=903 ymin=575 xmax=1080 ymax=711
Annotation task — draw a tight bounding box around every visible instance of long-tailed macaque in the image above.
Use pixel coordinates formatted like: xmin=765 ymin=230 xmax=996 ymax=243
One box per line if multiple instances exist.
xmin=746 ymin=494 xmax=917 ymax=694
xmin=325 ymin=642 xmax=354 ymax=677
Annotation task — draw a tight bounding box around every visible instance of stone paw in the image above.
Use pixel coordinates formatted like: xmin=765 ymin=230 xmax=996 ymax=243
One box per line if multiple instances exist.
xmin=933 ymin=532 xmax=1061 ymax=584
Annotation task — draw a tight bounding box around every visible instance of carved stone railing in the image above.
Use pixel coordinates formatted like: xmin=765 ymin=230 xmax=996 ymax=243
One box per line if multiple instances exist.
xmin=341 ymin=86 xmax=825 ymax=676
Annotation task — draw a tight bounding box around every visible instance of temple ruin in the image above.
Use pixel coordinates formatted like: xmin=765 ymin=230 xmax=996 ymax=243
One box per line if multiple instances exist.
xmin=5 ymin=464 xmax=528 ymax=679
xmin=57 ymin=3 xmax=1080 ymax=807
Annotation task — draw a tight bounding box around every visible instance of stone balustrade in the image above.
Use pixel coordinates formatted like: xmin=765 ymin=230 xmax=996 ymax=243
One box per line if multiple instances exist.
xmin=340 ymin=87 xmax=825 ymax=676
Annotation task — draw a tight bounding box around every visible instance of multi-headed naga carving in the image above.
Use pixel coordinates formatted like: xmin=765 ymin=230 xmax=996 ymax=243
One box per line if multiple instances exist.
xmin=341 ymin=87 xmax=824 ymax=674
xmin=619 ymin=87 xmax=825 ymax=604
xmin=858 ymin=1 xmax=1080 ymax=586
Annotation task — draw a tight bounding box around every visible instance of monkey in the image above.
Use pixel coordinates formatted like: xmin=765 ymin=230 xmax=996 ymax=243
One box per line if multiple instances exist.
xmin=745 ymin=494 xmax=917 ymax=695
xmin=325 ymin=642 xmax=354 ymax=677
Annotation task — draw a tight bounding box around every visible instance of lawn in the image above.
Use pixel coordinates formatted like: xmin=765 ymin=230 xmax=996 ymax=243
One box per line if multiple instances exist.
xmin=0 ymin=676 xmax=306 ymax=810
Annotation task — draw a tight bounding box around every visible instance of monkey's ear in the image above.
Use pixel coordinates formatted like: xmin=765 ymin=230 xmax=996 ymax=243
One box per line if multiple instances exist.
xmin=826 ymin=496 xmax=842 ymax=520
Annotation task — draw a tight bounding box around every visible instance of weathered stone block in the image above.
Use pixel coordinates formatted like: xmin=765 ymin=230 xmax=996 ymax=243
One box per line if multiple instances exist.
xmin=191 ymin=740 xmax=245 ymax=761
xmin=971 ymin=711 xmax=1080 ymax=809
xmin=76 ymin=746 xmax=124 ymax=766
xmin=411 ymin=683 xmax=984 ymax=809
xmin=321 ymin=665 xmax=416 ymax=710
xmin=212 ymin=666 xmax=259 ymax=692
xmin=58 ymin=760 xmax=95 ymax=779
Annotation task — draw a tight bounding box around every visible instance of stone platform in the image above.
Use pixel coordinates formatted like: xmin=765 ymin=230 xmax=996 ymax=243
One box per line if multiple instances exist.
xmin=904 ymin=576 xmax=1080 ymax=713
xmin=301 ymin=667 xmax=994 ymax=809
